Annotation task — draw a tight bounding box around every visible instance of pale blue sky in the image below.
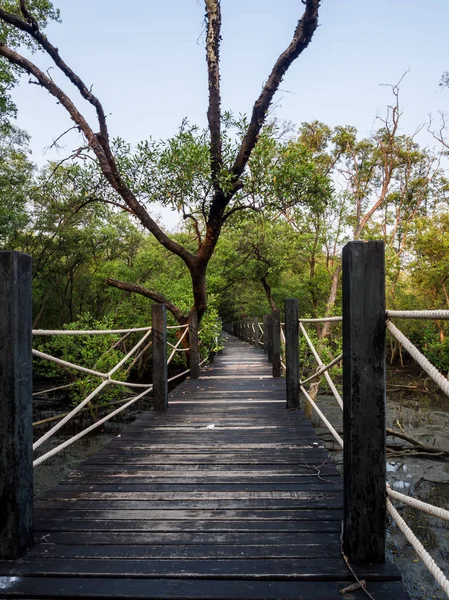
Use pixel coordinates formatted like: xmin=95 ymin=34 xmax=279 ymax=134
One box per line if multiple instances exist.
xmin=9 ymin=0 xmax=449 ymax=220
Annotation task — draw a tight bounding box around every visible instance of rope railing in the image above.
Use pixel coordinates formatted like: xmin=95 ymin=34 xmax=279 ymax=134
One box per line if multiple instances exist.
xmin=31 ymin=313 xmax=207 ymax=467
xmin=33 ymin=326 xmax=153 ymax=335
xmin=33 ymin=327 xmax=154 ymax=453
xmin=299 ymin=322 xmax=343 ymax=410
xmin=166 ymin=325 xmax=189 ymax=365
xmin=299 ymin=329 xmax=449 ymax=596
xmin=387 ymin=320 xmax=449 ymax=397
xmin=387 ymin=310 xmax=449 ymax=320
xmin=296 ymin=308 xmax=449 ymax=597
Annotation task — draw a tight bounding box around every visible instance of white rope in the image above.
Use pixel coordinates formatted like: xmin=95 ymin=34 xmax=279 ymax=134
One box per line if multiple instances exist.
xmin=33 ymin=349 xmax=106 ymax=378
xmin=167 ymin=326 xmax=189 ymax=365
xmin=299 ymin=323 xmax=343 ymax=410
xmin=33 ymin=326 xmax=152 ymax=335
xmin=167 ymin=324 xmax=189 ymax=330
xmin=32 ymin=382 xmax=75 ymax=397
xmin=33 ymin=329 xmax=153 ymax=449
xmin=387 ymin=486 xmax=449 ymax=522
xmin=301 ymin=354 xmax=343 ymax=386
xmin=281 ymin=327 xmax=286 ymax=345
xmin=33 ymin=384 xmax=153 ymax=467
xmin=387 ymin=321 xmax=449 ymax=397
xmin=299 ymin=316 xmax=342 ymax=323
xmin=387 ymin=499 xmax=449 ymax=598
xmin=199 ymin=356 xmax=208 ymax=366
xmin=167 ymin=368 xmax=190 ymax=383
xmin=33 ymin=379 xmax=110 ymax=450
xmin=300 ymin=385 xmax=344 ymax=447
xmin=387 ymin=310 xmax=449 ymax=320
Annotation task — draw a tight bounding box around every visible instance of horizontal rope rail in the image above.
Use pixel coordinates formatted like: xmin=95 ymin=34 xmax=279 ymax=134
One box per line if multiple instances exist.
xmin=387 ymin=310 xmax=449 ymax=320
xmin=387 ymin=320 xmax=449 ymax=397
xmin=387 ymin=486 xmax=449 ymax=522
xmin=299 ymin=316 xmax=342 ymax=323
xmin=33 ymin=326 xmax=152 ymax=335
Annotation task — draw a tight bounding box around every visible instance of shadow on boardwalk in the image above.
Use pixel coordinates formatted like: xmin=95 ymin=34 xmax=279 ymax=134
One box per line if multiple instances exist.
xmin=0 ymin=335 xmax=408 ymax=599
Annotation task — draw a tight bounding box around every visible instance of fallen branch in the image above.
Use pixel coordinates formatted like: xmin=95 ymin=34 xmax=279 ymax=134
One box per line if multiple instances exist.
xmin=386 ymin=427 xmax=449 ymax=457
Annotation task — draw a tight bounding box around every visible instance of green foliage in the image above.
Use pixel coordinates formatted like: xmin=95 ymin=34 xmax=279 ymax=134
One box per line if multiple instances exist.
xmin=0 ymin=1 xmax=60 ymax=123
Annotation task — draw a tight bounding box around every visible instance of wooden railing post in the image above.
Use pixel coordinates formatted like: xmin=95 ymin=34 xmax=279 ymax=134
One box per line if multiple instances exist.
xmin=152 ymin=304 xmax=168 ymax=411
xmin=266 ymin=314 xmax=273 ymax=362
xmin=284 ymin=299 xmax=300 ymax=409
xmin=272 ymin=309 xmax=281 ymax=378
xmin=0 ymin=251 xmax=34 ymax=559
xmin=343 ymin=240 xmax=386 ymax=563
xmin=253 ymin=318 xmax=259 ymax=348
xmin=263 ymin=315 xmax=268 ymax=354
xmin=189 ymin=311 xmax=200 ymax=379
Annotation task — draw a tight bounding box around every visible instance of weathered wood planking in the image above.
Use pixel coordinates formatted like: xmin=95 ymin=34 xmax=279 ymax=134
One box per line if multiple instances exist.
xmin=0 ymin=334 xmax=409 ymax=599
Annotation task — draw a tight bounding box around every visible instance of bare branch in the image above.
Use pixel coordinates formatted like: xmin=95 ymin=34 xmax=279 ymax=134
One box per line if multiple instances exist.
xmin=0 ymin=3 xmax=110 ymax=144
xmin=106 ymin=278 xmax=188 ymax=324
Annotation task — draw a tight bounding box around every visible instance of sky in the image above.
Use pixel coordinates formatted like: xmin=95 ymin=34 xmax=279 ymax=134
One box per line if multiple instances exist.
xmin=8 ymin=0 xmax=449 ymax=226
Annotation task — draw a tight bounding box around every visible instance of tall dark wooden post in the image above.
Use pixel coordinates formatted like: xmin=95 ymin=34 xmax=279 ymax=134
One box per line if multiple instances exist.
xmin=272 ymin=309 xmax=281 ymax=378
xmin=266 ymin=314 xmax=273 ymax=362
xmin=253 ymin=318 xmax=259 ymax=348
xmin=152 ymin=304 xmax=168 ymax=411
xmin=0 ymin=251 xmax=34 ymax=559
xmin=343 ymin=240 xmax=386 ymax=563
xmin=263 ymin=315 xmax=268 ymax=354
xmin=285 ymin=299 xmax=300 ymax=408
xmin=189 ymin=311 xmax=199 ymax=379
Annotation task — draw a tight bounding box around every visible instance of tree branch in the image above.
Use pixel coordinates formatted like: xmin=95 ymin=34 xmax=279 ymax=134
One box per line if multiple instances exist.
xmin=205 ymin=0 xmax=223 ymax=185
xmin=106 ymin=278 xmax=188 ymax=324
xmin=231 ymin=0 xmax=320 ymax=182
xmin=0 ymin=43 xmax=197 ymax=269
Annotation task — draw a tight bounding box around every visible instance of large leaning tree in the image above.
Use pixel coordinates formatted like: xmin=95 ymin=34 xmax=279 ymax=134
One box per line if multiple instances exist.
xmin=0 ymin=0 xmax=321 ymax=323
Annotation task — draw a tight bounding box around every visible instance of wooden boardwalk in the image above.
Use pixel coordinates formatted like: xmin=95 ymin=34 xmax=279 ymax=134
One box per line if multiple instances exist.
xmin=0 ymin=335 xmax=409 ymax=599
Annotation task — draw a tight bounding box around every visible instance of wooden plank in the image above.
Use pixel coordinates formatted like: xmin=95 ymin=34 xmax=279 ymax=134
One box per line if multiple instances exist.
xmin=0 ymin=557 xmax=402 ymax=580
xmin=34 ymin=519 xmax=342 ymax=533
xmin=34 ymin=498 xmax=343 ymax=510
xmin=24 ymin=542 xmax=340 ymax=560
xmin=0 ymin=576 xmax=411 ymax=599
xmin=34 ymin=508 xmax=343 ymax=521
